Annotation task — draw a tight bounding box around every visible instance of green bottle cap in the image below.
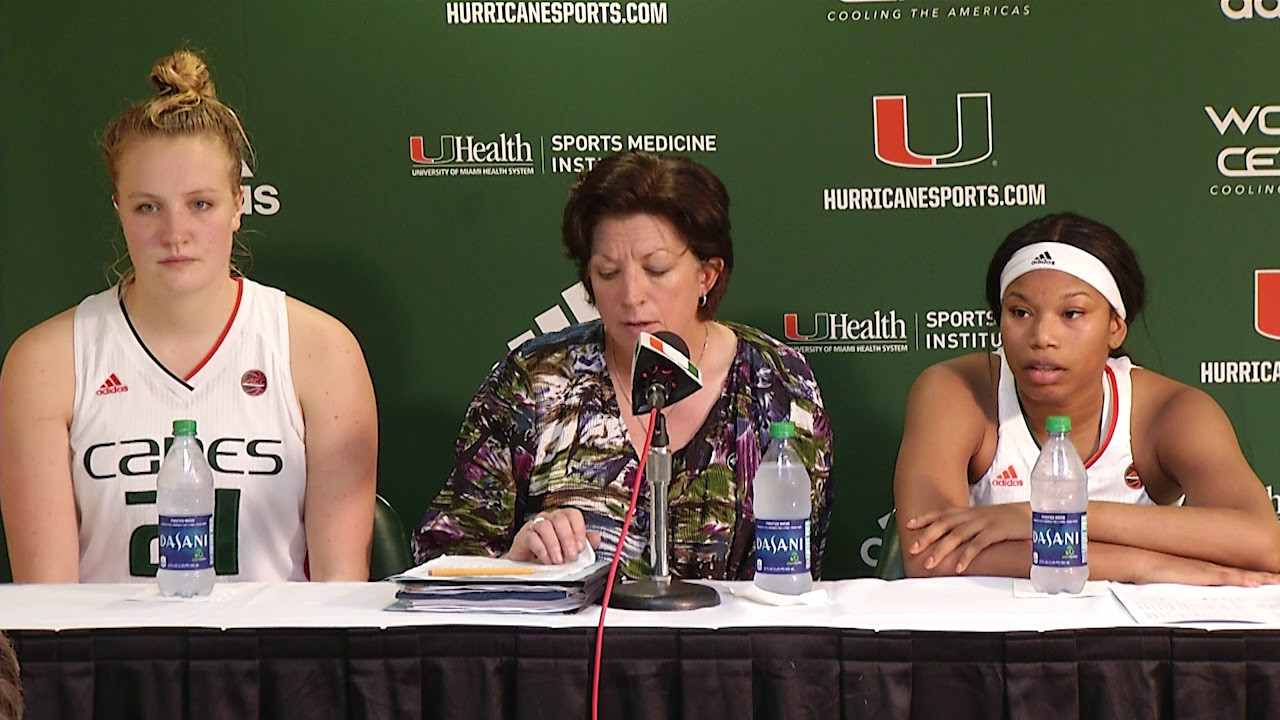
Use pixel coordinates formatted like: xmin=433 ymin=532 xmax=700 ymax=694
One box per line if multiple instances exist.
xmin=1046 ymin=415 xmax=1071 ymax=433
xmin=769 ymin=421 xmax=795 ymax=439
xmin=172 ymin=419 xmax=198 ymax=436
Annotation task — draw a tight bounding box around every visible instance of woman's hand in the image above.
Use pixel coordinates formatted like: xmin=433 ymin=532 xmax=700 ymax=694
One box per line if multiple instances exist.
xmin=905 ymin=503 xmax=1032 ymax=574
xmin=506 ymin=508 xmax=602 ymax=564
xmin=1128 ymin=552 xmax=1280 ymax=587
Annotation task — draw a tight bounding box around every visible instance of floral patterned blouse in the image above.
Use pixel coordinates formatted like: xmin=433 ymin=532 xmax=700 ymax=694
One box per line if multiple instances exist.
xmin=412 ymin=320 xmax=834 ymax=580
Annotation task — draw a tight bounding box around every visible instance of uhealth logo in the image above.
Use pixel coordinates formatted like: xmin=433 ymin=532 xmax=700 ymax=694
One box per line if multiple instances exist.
xmin=782 ymin=311 xmax=912 ymax=354
xmin=783 ymin=311 xmax=907 ymax=344
xmin=410 ymin=133 xmax=536 ymax=176
xmin=1222 ymin=0 xmax=1280 ymax=19
xmin=873 ymin=93 xmax=992 ymax=168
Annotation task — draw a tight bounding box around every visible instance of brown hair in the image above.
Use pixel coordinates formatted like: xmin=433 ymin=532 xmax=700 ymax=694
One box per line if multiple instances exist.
xmin=0 ymin=632 xmax=21 ymax=720
xmin=561 ymin=151 xmax=734 ymax=320
xmin=101 ymin=50 xmax=252 ymax=283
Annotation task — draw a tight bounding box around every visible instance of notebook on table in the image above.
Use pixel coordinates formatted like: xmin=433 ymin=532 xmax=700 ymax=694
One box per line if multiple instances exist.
xmin=386 ymin=547 xmax=613 ymax=614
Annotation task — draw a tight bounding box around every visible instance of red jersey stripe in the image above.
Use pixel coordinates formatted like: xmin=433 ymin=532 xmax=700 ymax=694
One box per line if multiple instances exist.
xmin=183 ymin=277 xmax=245 ymax=382
xmin=1085 ymin=365 xmax=1120 ymax=469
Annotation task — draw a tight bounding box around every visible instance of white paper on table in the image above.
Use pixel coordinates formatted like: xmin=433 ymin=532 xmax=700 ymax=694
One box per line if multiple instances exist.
xmin=1013 ymin=579 xmax=1111 ymax=598
xmin=1110 ymin=583 xmax=1280 ymax=624
xmin=123 ymin=584 xmax=242 ymax=603
xmin=726 ymin=584 xmax=830 ymax=606
xmin=394 ymin=545 xmax=597 ymax=582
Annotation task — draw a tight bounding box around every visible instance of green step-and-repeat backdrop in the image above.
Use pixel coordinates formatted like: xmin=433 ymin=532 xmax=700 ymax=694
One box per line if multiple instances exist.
xmin=2 ymin=1 xmax=1278 ymax=581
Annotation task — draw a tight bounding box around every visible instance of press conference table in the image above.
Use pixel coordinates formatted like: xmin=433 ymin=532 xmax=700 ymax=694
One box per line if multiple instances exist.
xmin=5 ymin=578 xmax=1280 ymax=720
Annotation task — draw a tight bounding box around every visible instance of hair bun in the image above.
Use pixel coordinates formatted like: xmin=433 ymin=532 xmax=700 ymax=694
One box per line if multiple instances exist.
xmin=149 ymin=50 xmax=216 ymax=101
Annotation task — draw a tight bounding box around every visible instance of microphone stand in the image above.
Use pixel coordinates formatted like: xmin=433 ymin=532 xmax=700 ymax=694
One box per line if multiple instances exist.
xmin=609 ymin=387 xmax=721 ymax=611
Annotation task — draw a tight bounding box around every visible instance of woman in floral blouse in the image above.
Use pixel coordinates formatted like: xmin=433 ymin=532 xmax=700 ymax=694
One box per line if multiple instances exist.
xmin=413 ymin=152 xmax=834 ymax=580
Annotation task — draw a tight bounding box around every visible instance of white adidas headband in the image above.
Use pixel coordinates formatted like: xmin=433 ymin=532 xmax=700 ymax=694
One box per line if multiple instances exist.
xmin=998 ymin=242 xmax=1127 ymax=320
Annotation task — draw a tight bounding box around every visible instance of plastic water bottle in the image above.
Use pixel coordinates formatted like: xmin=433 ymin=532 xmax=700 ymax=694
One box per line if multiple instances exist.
xmin=753 ymin=421 xmax=813 ymax=595
xmin=156 ymin=419 xmax=215 ymax=597
xmin=1030 ymin=415 xmax=1089 ymax=594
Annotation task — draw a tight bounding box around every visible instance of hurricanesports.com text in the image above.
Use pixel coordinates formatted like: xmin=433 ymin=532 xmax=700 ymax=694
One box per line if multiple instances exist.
xmin=446 ymin=2 xmax=668 ymax=25
xmin=823 ymin=183 xmax=1047 ymax=211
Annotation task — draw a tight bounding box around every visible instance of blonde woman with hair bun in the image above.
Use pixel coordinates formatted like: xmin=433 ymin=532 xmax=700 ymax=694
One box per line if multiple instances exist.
xmin=0 ymin=50 xmax=377 ymax=583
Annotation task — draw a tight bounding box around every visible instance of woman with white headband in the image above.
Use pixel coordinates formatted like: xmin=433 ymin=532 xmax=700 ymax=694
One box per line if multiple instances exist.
xmin=893 ymin=212 xmax=1280 ymax=584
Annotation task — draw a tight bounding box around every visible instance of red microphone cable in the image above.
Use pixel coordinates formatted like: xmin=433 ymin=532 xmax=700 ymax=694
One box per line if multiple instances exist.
xmin=591 ymin=407 xmax=658 ymax=720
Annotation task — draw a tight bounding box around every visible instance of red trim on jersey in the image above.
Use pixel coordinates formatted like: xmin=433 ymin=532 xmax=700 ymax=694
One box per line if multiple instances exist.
xmin=1084 ymin=364 xmax=1119 ymax=469
xmin=183 ymin=277 xmax=244 ymax=382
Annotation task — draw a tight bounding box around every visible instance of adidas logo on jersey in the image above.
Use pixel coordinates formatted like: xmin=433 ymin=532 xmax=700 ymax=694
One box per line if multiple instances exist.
xmin=1029 ymin=251 xmax=1054 ymax=266
xmin=96 ymin=373 xmax=129 ymax=396
xmin=991 ymin=465 xmax=1023 ymax=487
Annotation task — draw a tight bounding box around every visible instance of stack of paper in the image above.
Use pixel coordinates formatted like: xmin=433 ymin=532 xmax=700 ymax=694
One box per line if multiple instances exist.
xmin=386 ymin=547 xmax=613 ymax=614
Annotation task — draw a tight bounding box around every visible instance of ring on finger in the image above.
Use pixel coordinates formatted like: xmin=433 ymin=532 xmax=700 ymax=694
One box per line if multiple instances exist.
xmin=529 ymin=516 xmax=547 ymax=527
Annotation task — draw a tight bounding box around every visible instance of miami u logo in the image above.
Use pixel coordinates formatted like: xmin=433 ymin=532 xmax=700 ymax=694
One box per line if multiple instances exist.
xmin=873 ymin=92 xmax=993 ymax=168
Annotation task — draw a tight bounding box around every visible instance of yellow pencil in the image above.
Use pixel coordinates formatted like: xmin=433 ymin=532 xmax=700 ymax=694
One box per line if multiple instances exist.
xmin=426 ymin=567 xmax=540 ymax=577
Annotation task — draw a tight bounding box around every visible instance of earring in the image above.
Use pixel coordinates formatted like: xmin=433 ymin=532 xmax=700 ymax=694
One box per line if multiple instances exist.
xmin=699 ymin=294 xmax=708 ymax=307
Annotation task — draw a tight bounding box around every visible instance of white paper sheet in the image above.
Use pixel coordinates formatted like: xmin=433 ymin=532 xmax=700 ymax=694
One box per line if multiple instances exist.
xmin=394 ymin=546 xmax=597 ymax=581
xmin=1110 ymin=583 xmax=1280 ymax=624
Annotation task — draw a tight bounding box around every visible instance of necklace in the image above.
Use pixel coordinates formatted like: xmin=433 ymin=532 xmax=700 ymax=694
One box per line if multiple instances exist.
xmin=609 ymin=324 xmax=710 ymax=413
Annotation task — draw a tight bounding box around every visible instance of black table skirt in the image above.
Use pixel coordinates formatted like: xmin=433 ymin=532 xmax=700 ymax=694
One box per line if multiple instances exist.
xmin=11 ymin=626 xmax=1280 ymax=720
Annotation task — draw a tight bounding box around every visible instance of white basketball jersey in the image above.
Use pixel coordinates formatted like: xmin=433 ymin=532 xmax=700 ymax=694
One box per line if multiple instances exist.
xmin=970 ymin=348 xmax=1159 ymax=507
xmin=70 ymin=278 xmax=308 ymax=582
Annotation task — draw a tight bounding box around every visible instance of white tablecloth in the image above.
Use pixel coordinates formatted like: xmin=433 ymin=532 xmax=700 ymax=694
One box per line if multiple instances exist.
xmin=5 ymin=576 xmax=1280 ymax=633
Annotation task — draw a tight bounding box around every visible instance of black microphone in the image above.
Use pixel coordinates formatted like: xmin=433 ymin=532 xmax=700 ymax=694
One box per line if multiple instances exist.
xmin=629 ymin=331 xmax=704 ymax=415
